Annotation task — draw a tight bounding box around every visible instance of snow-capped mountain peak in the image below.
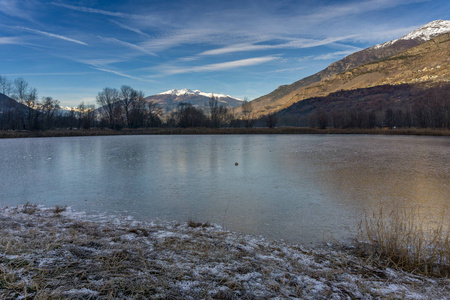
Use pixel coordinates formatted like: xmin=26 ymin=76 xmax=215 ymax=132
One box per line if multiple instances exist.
xmin=159 ymin=88 xmax=193 ymax=96
xmin=374 ymin=20 xmax=450 ymax=49
xmin=401 ymin=20 xmax=450 ymax=41
xmin=158 ymin=89 xmax=242 ymax=101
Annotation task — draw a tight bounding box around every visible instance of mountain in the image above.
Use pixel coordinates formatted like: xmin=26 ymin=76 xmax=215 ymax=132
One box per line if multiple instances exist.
xmin=277 ymin=82 xmax=450 ymax=127
xmin=0 ymin=93 xmax=23 ymax=111
xmin=145 ymin=89 xmax=243 ymax=112
xmin=246 ymin=20 xmax=450 ymax=117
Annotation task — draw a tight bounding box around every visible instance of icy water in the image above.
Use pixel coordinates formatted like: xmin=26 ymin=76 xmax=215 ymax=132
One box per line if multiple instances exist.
xmin=0 ymin=135 xmax=449 ymax=245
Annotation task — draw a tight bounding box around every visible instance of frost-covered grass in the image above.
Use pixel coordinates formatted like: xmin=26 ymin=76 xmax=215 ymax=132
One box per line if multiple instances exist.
xmin=1 ymin=204 xmax=449 ymax=299
xmin=356 ymin=207 xmax=450 ymax=276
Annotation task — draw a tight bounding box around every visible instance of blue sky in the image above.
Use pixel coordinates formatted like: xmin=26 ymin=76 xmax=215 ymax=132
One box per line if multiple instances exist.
xmin=1 ymin=0 xmax=449 ymax=106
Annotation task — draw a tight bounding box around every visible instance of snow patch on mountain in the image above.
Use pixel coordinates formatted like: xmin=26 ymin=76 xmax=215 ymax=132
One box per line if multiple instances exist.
xmin=374 ymin=20 xmax=450 ymax=49
xmin=159 ymin=89 xmax=242 ymax=101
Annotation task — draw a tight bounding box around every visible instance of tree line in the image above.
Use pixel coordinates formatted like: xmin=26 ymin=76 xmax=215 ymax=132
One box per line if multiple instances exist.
xmin=2 ymin=76 xmax=447 ymax=132
xmin=278 ymin=83 xmax=450 ymax=129
xmin=0 ymin=76 xmax=266 ymax=131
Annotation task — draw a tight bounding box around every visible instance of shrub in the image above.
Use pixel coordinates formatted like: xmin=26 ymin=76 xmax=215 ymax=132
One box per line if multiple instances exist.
xmin=356 ymin=207 xmax=449 ymax=276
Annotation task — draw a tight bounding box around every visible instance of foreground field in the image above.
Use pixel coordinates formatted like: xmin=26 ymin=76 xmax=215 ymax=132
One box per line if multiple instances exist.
xmin=1 ymin=127 xmax=450 ymax=139
xmin=1 ymin=205 xmax=449 ymax=299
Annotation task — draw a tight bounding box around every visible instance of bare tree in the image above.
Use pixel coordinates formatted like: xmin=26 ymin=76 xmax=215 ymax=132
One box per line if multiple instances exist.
xmin=0 ymin=75 xmax=12 ymax=96
xmin=120 ymin=85 xmax=140 ymax=128
xmin=265 ymin=112 xmax=278 ymax=128
xmin=176 ymin=103 xmax=207 ymax=128
xmin=0 ymin=75 xmax=11 ymax=127
xmin=208 ymin=94 xmax=219 ymax=128
xmin=12 ymin=78 xmax=39 ymax=129
xmin=241 ymin=98 xmax=254 ymax=128
xmin=41 ymin=96 xmax=60 ymax=130
xmin=96 ymin=87 xmax=120 ymax=129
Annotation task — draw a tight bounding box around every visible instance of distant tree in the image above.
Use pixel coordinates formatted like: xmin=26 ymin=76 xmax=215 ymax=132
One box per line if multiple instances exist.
xmin=310 ymin=108 xmax=328 ymax=129
xmin=12 ymin=78 xmax=39 ymax=130
xmin=77 ymin=102 xmax=95 ymax=129
xmin=241 ymin=98 xmax=254 ymax=128
xmin=0 ymin=75 xmax=12 ymax=96
xmin=143 ymin=101 xmax=162 ymax=127
xmin=120 ymin=85 xmax=140 ymax=128
xmin=331 ymin=111 xmax=345 ymax=128
xmin=208 ymin=94 xmax=220 ymax=128
xmin=265 ymin=112 xmax=278 ymax=128
xmin=217 ymin=105 xmax=232 ymax=127
xmin=41 ymin=96 xmax=60 ymax=130
xmin=404 ymin=107 xmax=413 ymax=128
xmin=176 ymin=103 xmax=207 ymax=128
xmin=96 ymin=87 xmax=120 ymax=129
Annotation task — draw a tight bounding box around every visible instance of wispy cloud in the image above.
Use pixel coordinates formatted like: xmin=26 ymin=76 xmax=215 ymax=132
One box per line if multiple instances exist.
xmin=3 ymin=72 xmax=91 ymax=76
xmin=76 ymin=58 xmax=152 ymax=82
xmin=139 ymin=28 xmax=220 ymax=52
xmin=90 ymin=66 xmax=140 ymax=80
xmin=304 ymin=0 xmax=429 ymax=23
xmin=131 ymin=0 xmax=430 ymax=54
xmin=160 ymin=56 xmax=278 ymax=75
xmin=0 ymin=36 xmax=22 ymax=45
xmin=269 ymin=66 xmax=307 ymax=73
xmin=15 ymin=26 xmax=88 ymax=45
xmin=109 ymin=20 xmax=150 ymax=37
xmin=77 ymin=58 xmax=125 ymax=66
xmin=51 ymin=2 xmax=137 ymax=18
xmin=313 ymin=50 xmax=361 ymax=61
xmin=99 ymin=37 xmax=157 ymax=56
xmin=0 ymin=0 xmax=37 ymax=21
xmin=199 ymin=35 xmax=359 ymax=56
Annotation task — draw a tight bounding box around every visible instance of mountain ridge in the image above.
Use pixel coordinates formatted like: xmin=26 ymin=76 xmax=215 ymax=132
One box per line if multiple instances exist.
xmin=146 ymin=89 xmax=243 ymax=112
xmin=246 ymin=20 xmax=450 ymax=117
xmin=159 ymin=88 xmax=242 ymax=100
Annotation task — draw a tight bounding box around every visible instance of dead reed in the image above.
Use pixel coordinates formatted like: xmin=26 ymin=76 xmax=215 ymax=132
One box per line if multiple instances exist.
xmin=356 ymin=206 xmax=450 ymax=276
xmin=1 ymin=127 xmax=449 ymax=139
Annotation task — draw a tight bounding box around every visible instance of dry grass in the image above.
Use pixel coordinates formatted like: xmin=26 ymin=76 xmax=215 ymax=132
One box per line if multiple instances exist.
xmin=356 ymin=207 xmax=450 ymax=276
xmin=1 ymin=204 xmax=449 ymax=299
xmin=1 ymin=127 xmax=449 ymax=138
xmin=187 ymin=219 xmax=211 ymax=228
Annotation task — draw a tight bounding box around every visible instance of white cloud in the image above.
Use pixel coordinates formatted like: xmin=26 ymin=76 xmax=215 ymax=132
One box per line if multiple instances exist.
xmin=77 ymin=58 xmax=125 ymax=66
xmin=139 ymin=28 xmax=221 ymax=52
xmin=269 ymin=66 xmax=307 ymax=73
xmin=109 ymin=20 xmax=150 ymax=36
xmin=90 ymin=66 xmax=139 ymax=80
xmin=0 ymin=36 xmax=22 ymax=45
xmin=0 ymin=0 xmax=36 ymax=20
xmin=99 ymin=37 xmax=157 ymax=56
xmin=313 ymin=50 xmax=360 ymax=61
xmin=199 ymin=35 xmax=359 ymax=56
xmin=3 ymin=72 xmax=91 ymax=76
xmin=303 ymin=0 xmax=429 ymax=23
xmin=51 ymin=2 xmax=137 ymax=18
xmin=16 ymin=26 xmax=88 ymax=45
xmin=160 ymin=56 xmax=278 ymax=75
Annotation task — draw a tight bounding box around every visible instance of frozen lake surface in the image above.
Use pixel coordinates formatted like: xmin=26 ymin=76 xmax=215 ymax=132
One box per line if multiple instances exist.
xmin=1 ymin=134 xmax=449 ymax=245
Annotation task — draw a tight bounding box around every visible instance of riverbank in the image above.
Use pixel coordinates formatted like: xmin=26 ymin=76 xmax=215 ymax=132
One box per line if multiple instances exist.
xmin=1 ymin=204 xmax=448 ymax=299
xmin=1 ymin=127 xmax=449 ymax=138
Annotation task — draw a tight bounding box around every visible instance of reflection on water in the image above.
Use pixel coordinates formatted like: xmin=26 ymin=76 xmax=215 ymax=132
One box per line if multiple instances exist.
xmin=0 ymin=135 xmax=448 ymax=245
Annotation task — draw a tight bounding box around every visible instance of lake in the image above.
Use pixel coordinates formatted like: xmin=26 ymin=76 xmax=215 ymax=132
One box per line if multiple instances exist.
xmin=0 ymin=134 xmax=449 ymax=245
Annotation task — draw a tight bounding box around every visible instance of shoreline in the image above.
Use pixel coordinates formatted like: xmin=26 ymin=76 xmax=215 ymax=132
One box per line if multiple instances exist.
xmin=1 ymin=204 xmax=448 ymax=299
xmin=0 ymin=127 xmax=450 ymax=139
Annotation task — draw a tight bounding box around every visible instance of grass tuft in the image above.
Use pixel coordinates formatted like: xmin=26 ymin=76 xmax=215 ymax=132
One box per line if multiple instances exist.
xmin=355 ymin=207 xmax=450 ymax=276
xmin=53 ymin=205 xmax=67 ymax=214
xmin=187 ymin=219 xmax=211 ymax=228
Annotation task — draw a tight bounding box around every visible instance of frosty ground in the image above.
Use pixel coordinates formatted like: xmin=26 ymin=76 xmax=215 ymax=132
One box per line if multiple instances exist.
xmin=0 ymin=204 xmax=448 ymax=299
